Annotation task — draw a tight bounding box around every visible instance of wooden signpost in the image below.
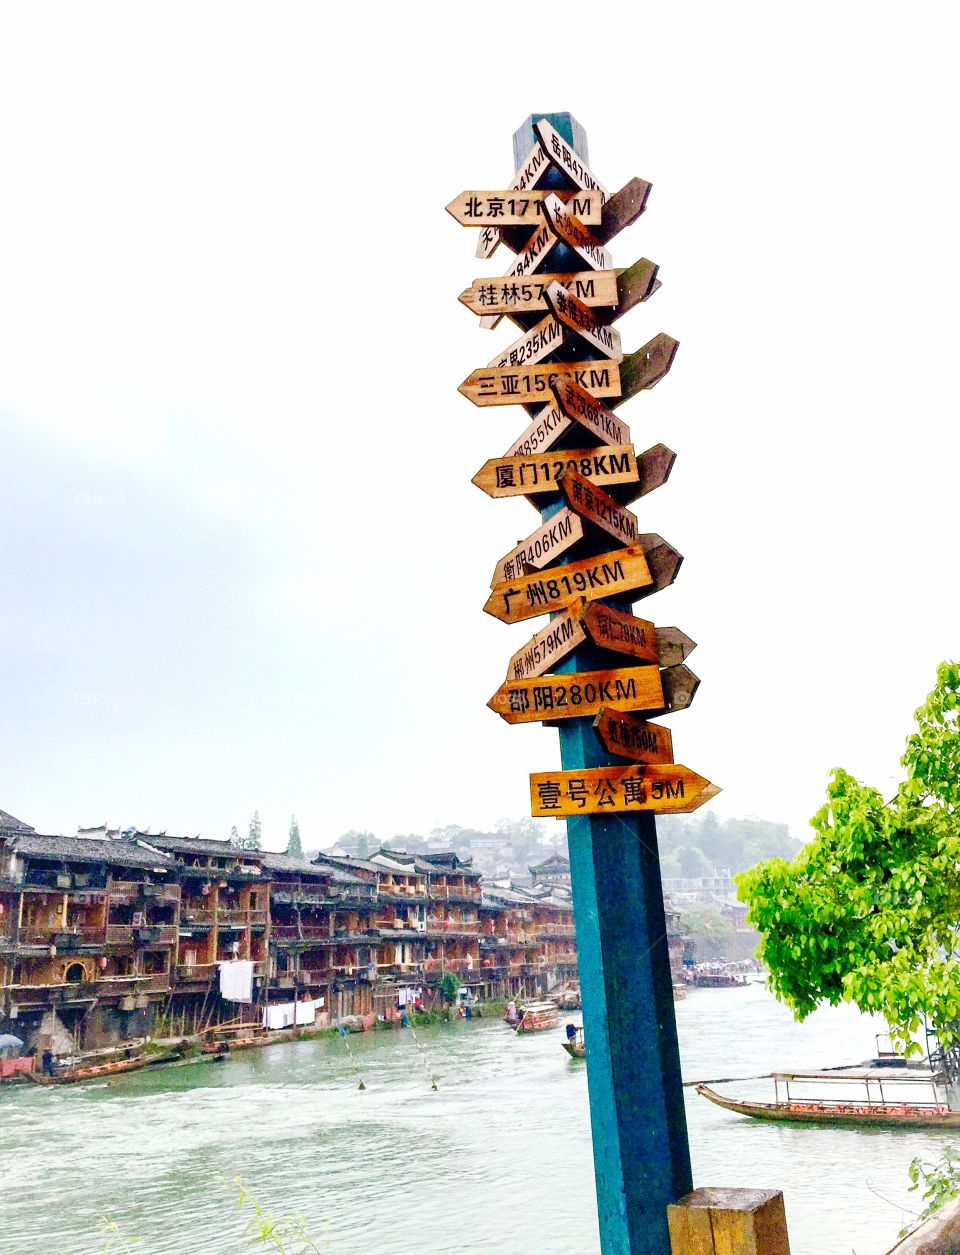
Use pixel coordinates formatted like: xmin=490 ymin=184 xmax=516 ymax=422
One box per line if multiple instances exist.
xmin=452 ymin=113 xmax=718 ymax=1255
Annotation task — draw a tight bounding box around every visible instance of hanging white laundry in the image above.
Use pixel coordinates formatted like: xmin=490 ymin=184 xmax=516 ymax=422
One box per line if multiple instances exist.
xmin=219 ymin=960 xmax=254 ymax=1003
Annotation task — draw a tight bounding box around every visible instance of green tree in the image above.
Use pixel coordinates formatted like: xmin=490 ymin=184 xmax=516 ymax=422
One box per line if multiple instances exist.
xmin=286 ymin=816 xmax=303 ymax=860
xmin=237 ymin=811 xmax=261 ymax=852
xmin=677 ymin=845 xmax=712 ymax=878
xmin=738 ymin=662 xmax=960 ymax=1072
xmin=440 ymin=971 xmax=460 ymax=1004
xmin=229 ymin=825 xmax=240 ymax=847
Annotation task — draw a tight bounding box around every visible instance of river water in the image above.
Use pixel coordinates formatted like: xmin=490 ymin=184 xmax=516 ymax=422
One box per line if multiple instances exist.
xmin=1 ymin=985 xmax=953 ymax=1255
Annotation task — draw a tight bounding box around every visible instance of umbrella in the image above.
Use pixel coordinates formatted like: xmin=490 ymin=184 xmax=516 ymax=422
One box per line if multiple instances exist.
xmin=0 ymin=1033 xmax=24 ymax=1050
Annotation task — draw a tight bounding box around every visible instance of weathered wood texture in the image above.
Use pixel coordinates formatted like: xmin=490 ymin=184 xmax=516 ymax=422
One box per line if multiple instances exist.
xmin=459 ymin=269 xmax=622 ymax=318
xmin=560 ymin=464 xmax=638 ymax=546
xmin=544 ymin=194 xmax=612 ymax=270
xmin=623 ymin=446 xmax=677 ymax=502
xmin=484 ymin=544 xmax=652 ymax=623
xmin=595 ymin=177 xmax=653 ymax=245
xmin=530 ymin=763 xmax=717 ymax=817
xmin=655 ymin=627 xmax=697 ymax=668
xmin=506 ymin=387 xmax=631 ymax=460
xmin=473 ymin=447 xmax=637 ymax=500
xmin=616 ymin=333 xmax=680 ymax=400
xmin=545 ymin=281 xmax=622 ymax=358
xmin=487 ymin=313 xmax=565 ymax=370
xmin=505 ymin=602 xmax=588 ymax=682
xmin=490 ymin=507 xmax=584 ymax=586
xmin=884 ymin=1194 xmax=960 ymax=1255
xmin=475 ymin=138 xmax=551 ymax=259
xmin=535 ymin=117 xmax=609 ymax=198
xmin=582 ymin=604 xmax=658 ymax=663
xmin=667 ymin=1188 xmax=791 ymax=1255
xmin=490 ymin=665 xmax=665 ymax=726
xmin=661 ymin=663 xmax=700 ymax=712
xmin=460 ymin=358 xmax=620 ymax=406
xmin=593 ymin=709 xmax=675 ymax=765
xmin=448 ymin=188 xmax=603 ymax=226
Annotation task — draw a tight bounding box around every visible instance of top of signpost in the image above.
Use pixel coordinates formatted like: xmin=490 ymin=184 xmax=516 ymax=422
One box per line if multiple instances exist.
xmin=513 ymin=112 xmax=588 ymax=169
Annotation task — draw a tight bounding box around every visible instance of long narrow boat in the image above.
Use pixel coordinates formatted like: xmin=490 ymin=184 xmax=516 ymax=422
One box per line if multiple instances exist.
xmin=25 ymin=1049 xmax=182 ymax=1086
xmin=697 ymin=1066 xmax=960 ymax=1129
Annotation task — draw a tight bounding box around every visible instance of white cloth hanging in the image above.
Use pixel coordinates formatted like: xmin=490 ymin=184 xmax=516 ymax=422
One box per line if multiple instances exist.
xmin=218 ymin=960 xmax=254 ymax=1003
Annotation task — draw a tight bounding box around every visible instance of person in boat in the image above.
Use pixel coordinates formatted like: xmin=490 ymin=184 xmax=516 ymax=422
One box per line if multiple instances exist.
xmin=565 ymin=1023 xmax=577 ymax=1043
xmin=41 ymin=1048 xmax=56 ymax=1078
xmin=505 ymin=1000 xmax=518 ymax=1025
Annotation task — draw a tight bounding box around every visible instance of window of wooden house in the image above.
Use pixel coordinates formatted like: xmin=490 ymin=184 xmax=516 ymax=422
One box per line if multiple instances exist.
xmin=65 ymin=962 xmax=85 ymax=983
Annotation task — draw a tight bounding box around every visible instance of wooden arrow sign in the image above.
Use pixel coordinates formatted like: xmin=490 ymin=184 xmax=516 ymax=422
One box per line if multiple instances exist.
xmin=529 ymin=764 xmax=718 ymax=817
xmin=506 ymin=388 xmax=631 ymax=461
xmin=484 ymin=545 xmax=652 ymax=624
xmin=458 ymin=261 xmax=656 ymax=320
xmin=460 ymin=359 xmax=620 ymax=407
xmin=660 ymin=663 xmax=700 ymax=712
xmin=448 ymin=188 xmax=604 ymax=227
xmin=582 ymin=605 xmax=659 ymax=665
xmin=489 ymin=665 xmax=664 ymax=726
xmin=535 ymin=118 xmax=609 ymax=201
xmin=544 ymin=281 xmax=621 ymax=359
xmin=490 ymin=508 xmax=584 ymax=587
xmin=595 ymin=177 xmax=653 ymax=245
xmin=652 ymin=628 xmax=697 ymax=669
xmin=615 ymin=333 xmax=680 ymax=400
xmin=559 ymin=465 xmax=638 ymax=547
xmin=621 ymin=446 xmax=676 ymax=503
xmin=473 ymin=447 xmax=637 ymax=501
xmin=543 ymin=195 xmax=611 ymax=271
xmin=633 ymin=534 xmax=683 ymax=595
xmin=552 ymin=377 xmax=629 ymax=447
xmin=505 ymin=602 xmax=588 ymax=682
xmin=487 ymin=314 xmax=565 ymax=371
xmin=475 ymin=138 xmax=551 ymax=259
xmin=593 ymin=709 xmax=675 ymax=765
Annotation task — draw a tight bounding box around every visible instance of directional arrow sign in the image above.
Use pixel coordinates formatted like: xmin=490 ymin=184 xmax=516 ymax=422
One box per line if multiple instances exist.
xmin=595 ymin=177 xmax=653 ymax=245
xmin=487 ymin=314 xmax=565 ymax=370
xmin=473 ymin=447 xmax=637 ymax=501
xmin=505 ymin=602 xmax=588 ymax=682
xmin=506 ymin=388 xmax=631 ymax=460
xmin=582 ymin=605 xmax=659 ymax=665
xmin=543 ymin=195 xmax=611 ymax=271
xmin=484 ymin=545 xmax=652 ymax=624
xmin=490 ymin=508 xmax=584 ymax=587
xmin=535 ymin=118 xmax=609 ymax=200
xmin=460 ymin=267 xmax=632 ymax=320
xmin=660 ymin=663 xmax=700 ymax=712
xmin=593 ymin=709 xmax=675 ymax=765
xmin=475 ymin=138 xmax=551 ymax=260
xmin=448 ymin=188 xmax=604 ymax=227
xmin=633 ymin=534 xmax=683 ymax=595
xmin=652 ymin=627 xmax=697 ymax=669
xmin=552 ymin=377 xmax=629 ymax=446
xmin=615 ymin=333 xmax=680 ymax=400
xmin=559 ymin=465 xmax=638 ymax=547
xmin=460 ymin=359 xmax=620 ymax=407
xmin=544 ymin=281 xmax=621 ymax=359
xmin=622 ymin=446 xmax=677 ymax=504
xmin=489 ymin=665 xmax=664 ymax=726
xmin=530 ymin=764 xmax=718 ymax=817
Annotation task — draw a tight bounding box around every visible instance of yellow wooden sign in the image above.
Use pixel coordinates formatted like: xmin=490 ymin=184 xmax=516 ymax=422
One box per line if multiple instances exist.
xmin=489 ymin=665 xmax=665 ymax=726
xmin=484 ymin=544 xmax=652 ymax=624
xmin=559 ymin=465 xmax=638 ymax=547
xmin=460 ymin=359 xmax=620 ymax=407
xmin=505 ymin=392 xmax=631 ymax=461
xmin=447 ymin=188 xmax=604 ymax=227
xmin=582 ymin=604 xmax=659 ymax=665
xmin=544 ymin=281 xmax=621 ymax=359
xmin=490 ymin=508 xmax=584 ymax=587
xmin=530 ymin=764 xmax=718 ymax=817
xmin=593 ymin=709 xmax=674 ymax=765
xmin=459 ymin=269 xmax=622 ymax=319
xmin=504 ymin=602 xmax=588 ymax=683
xmin=473 ymin=447 xmax=637 ymax=501
xmin=475 ymin=138 xmax=550 ymax=259
xmin=552 ymin=376 xmax=629 ymax=445
xmin=534 ymin=118 xmax=609 ymax=200
xmin=487 ymin=314 xmax=564 ymax=371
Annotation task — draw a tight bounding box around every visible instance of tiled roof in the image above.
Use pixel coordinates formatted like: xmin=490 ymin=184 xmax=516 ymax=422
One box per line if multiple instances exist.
xmin=145 ymin=835 xmax=260 ymax=860
xmin=260 ymin=852 xmax=366 ymax=886
xmin=0 ymin=809 xmax=35 ymax=833
xmin=10 ymin=833 xmax=174 ymax=870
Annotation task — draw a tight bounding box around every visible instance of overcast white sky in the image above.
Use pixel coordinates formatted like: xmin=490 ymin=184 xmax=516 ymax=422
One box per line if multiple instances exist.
xmin=1 ymin=3 xmax=958 ymax=851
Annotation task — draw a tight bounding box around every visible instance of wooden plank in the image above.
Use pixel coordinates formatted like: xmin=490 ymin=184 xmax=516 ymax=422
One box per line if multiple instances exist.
xmin=634 ymin=533 xmax=683 ymax=596
xmin=530 ymin=764 xmax=718 ymax=817
xmin=535 ymin=118 xmax=609 ymax=199
xmin=484 ymin=544 xmax=652 ymax=624
xmin=490 ymin=508 xmax=584 ymax=586
xmin=661 ymin=663 xmax=700 ymax=712
xmin=656 ymin=628 xmax=697 ymax=668
xmin=504 ymin=603 xmax=588 ymax=682
xmin=506 ymin=386 xmax=631 ymax=459
xmin=544 ymin=281 xmax=621 ymax=359
xmin=582 ymin=604 xmax=658 ymax=664
xmin=448 ymin=188 xmax=604 ymax=227
xmin=460 ymin=359 xmax=620 ymax=407
xmin=559 ymin=465 xmax=638 ymax=547
xmin=459 ymin=269 xmax=622 ymax=319
xmin=616 ymin=332 xmax=680 ymax=399
xmin=501 ymin=219 xmax=557 ymax=282
xmin=487 ymin=314 xmax=565 ymax=370
xmin=544 ymin=195 xmax=612 ymax=271
xmin=622 ymin=445 xmax=676 ymax=503
xmin=593 ymin=709 xmax=675 ymax=765
xmin=668 ymin=1188 xmax=791 ymax=1255
xmin=615 ymin=257 xmax=661 ymax=317
xmin=475 ymin=138 xmax=552 ymax=260
xmin=473 ymin=446 xmax=637 ymax=501
xmin=595 ymin=177 xmax=653 ymax=245
xmin=490 ymin=665 xmax=664 ymax=726
xmin=552 ymin=376 xmax=630 ymax=445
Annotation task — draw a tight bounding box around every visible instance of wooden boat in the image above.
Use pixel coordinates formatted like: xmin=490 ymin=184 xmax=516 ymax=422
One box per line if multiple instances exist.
xmin=562 ymin=1026 xmax=585 ymax=1058
xmin=697 ymin=1066 xmax=960 ymax=1129
xmin=200 ymin=1024 xmax=272 ymax=1054
xmin=26 ymin=1049 xmax=182 ymax=1086
xmin=513 ymin=1001 xmax=560 ymax=1033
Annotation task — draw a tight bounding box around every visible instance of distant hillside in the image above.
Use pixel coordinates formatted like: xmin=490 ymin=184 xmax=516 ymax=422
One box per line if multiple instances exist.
xmin=657 ymin=812 xmax=803 ymax=879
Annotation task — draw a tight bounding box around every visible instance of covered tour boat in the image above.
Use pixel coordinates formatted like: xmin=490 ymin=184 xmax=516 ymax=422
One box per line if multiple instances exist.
xmin=511 ymin=1001 xmax=560 ymax=1033
xmin=697 ymin=1065 xmax=960 ymax=1129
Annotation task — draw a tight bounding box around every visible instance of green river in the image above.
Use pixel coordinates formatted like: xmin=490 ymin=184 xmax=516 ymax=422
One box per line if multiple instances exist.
xmin=1 ymin=985 xmax=953 ymax=1254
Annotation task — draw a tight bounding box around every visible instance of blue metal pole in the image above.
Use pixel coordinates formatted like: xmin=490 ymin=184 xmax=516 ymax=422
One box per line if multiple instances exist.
xmin=511 ymin=113 xmax=693 ymax=1255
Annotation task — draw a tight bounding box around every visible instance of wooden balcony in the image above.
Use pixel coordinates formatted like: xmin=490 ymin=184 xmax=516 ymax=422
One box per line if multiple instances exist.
xmin=106 ymin=923 xmax=177 ymax=945
xmin=18 ymin=926 xmax=106 ymax=947
xmin=175 ymin=963 xmax=216 ymax=981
